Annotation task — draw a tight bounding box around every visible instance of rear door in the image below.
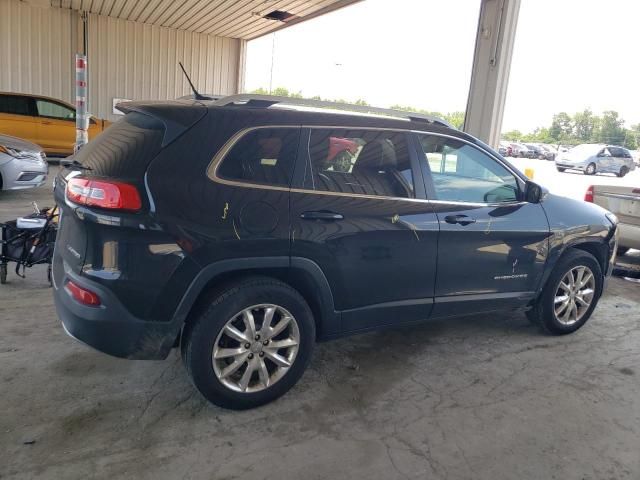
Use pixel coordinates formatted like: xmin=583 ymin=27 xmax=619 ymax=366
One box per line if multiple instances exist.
xmin=0 ymin=94 xmax=38 ymax=143
xmin=415 ymin=133 xmax=550 ymax=317
xmin=34 ymin=98 xmax=76 ymax=154
xmin=289 ymin=127 xmax=438 ymax=334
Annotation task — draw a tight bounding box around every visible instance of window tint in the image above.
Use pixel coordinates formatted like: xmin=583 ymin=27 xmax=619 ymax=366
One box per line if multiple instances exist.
xmin=217 ymin=128 xmax=299 ymax=187
xmin=0 ymin=95 xmax=32 ymax=116
xmin=306 ymin=129 xmax=414 ymax=198
xmin=419 ymin=134 xmax=519 ymax=203
xmin=608 ymin=146 xmax=625 ymax=157
xmin=36 ymin=100 xmax=75 ymax=120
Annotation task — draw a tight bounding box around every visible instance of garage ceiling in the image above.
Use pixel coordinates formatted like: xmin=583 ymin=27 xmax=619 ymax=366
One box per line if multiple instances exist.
xmin=50 ymin=0 xmax=361 ymax=39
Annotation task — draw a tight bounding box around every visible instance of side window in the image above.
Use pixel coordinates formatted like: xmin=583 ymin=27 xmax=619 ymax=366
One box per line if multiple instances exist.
xmin=36 ymin=100 xmax=75 ymax=121
xmin=608 ymin=147 xmax=624 ymax=157
xmin=419 ymin=134 xmax=519 ymax=203
xmin=306 ymin=129 xmax=415 ymax=198
xmin=216 ymin=128 xmax=299 ymax=187
xmin=0 ymin=95 xmax=32 ymax=116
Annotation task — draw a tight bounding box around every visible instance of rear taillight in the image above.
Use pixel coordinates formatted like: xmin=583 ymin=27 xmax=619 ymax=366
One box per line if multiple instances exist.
xmin=584 ymin=185 xmax=594 ymax=203
xmin=65 ymin=281 xmax=101 ymax=306
xmin=66 ymin=177 xmax=141 ymax=211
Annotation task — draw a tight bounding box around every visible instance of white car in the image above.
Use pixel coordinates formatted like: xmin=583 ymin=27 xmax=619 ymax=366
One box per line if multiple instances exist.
xmin=586 ymin=184 xmax=640 ymax=255
xmin=556 ymin=144 xmax=636 ymax=177
xmin=0 ymin=134 xmax=48 ymax=190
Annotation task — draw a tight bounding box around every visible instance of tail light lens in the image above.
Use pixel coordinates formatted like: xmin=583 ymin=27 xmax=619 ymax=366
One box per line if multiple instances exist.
xmin=65 ymin=280 xmax=101 ymax=306
xmin=584 ymin=185 xmax=594 ymax=203
xmin=66 ymin=177 xmax=142 ymax=211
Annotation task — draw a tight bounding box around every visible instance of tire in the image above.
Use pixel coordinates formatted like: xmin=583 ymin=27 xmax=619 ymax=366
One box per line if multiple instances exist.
xmin=527 ymin=249 xmax=603 ymax=335
xmin=181 ymin=276 xmax=315 ymax=410
xmin=0 ymin=264 xmax=6 ymax=284
xmin=584 ymin=163 xmax=596 ymax=175
xmin=617 ymin=246 xmax=630 ymax=256
xmin=556 ymin=167 xmax=566 ymax=172
xmin=617 ymin=166 xmax=629 ymax=178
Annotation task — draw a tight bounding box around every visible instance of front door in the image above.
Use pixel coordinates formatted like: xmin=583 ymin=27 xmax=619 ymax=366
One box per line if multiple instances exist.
xmin=415 ymin=133 xmax=550 ymax=318
xmin=34 ymin=98 xmax=76 ymax=154
xmin=289 ymin=127 xmax=439 ymax=335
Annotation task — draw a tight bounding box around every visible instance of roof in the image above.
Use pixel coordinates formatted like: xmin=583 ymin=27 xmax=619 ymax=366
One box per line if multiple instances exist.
xmin=50 ymin=0 xmax=363 ymax=39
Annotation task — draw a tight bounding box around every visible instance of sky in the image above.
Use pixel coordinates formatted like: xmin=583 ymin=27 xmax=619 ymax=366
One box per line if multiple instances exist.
xmin=244 ymin=0 xmax=640 ymax=134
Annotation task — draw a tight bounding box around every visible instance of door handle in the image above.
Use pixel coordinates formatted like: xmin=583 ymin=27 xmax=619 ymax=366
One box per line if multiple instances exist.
xmin=444 ymin=214 xmax=476 ymax=226
xmin=300 ymin=211 xmax=344 ymax=221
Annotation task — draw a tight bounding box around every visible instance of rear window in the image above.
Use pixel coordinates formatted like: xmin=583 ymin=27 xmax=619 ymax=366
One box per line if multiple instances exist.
xmin=216 ymin=128 xmax=300 ymax=187
xmin=72 ymin=112 xmax=165 ymax=179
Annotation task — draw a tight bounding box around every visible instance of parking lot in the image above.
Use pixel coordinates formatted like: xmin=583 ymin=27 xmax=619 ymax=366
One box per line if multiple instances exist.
xmin=0 ymin=165 xmax=638 ymax=479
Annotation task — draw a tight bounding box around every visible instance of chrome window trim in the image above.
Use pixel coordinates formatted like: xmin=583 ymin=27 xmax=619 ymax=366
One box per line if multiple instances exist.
xmin=206 ymin=125 xmax=526 ymax=207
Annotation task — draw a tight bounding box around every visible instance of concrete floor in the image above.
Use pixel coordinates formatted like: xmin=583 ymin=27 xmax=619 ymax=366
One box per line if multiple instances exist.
xmin=1 ymin=168 xmax=639 ymax=480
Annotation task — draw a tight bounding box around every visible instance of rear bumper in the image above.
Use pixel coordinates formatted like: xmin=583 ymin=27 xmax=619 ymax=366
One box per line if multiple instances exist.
xmin=53 ymin=264 xmax=180 ymax=360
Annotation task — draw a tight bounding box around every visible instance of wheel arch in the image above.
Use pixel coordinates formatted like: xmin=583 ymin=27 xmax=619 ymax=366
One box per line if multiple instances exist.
xmin=173 ymin=256 xmax=339 ymax=342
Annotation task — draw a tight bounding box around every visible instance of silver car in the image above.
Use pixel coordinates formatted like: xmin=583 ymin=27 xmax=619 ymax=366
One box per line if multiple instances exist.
xmin=555 ymin=144 xmax=636 ymax=177
xmin=0 ymin=134 xmax=48 ymax=190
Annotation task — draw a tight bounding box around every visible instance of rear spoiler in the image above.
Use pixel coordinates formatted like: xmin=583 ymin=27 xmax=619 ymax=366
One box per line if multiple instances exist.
xmin=116 ymin=100 xmax=207 ymax=147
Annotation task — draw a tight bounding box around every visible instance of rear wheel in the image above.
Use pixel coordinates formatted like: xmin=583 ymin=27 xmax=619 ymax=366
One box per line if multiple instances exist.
xmin=617 ymin=166 xmax=629 ymax=178
xmin=527 ymin=250 xmax=602 ymax=335
xmin=0 ymin=264 xmax=6 ymax=284
xmin=556 ymin=167 xmax=566 ymax=172
xmin=181 ymin=277 xmax=315 ymax=409
xmin=584 ymin=163 xmax=596 ymax=175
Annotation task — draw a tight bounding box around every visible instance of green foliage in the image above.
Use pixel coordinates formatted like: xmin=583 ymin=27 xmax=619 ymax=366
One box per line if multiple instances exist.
xmin=507 ymin=109 xmax=638 ymax=149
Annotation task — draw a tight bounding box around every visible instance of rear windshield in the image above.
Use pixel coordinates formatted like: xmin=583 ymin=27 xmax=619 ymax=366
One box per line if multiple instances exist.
xmin=73 ymin=112 xmax=165 ymax=179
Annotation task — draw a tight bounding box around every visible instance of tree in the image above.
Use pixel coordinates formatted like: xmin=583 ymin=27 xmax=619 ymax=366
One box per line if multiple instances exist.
xmin=597 ymin=110 xmax=625 ymax=145
xmin=573 ymin=109 xmax=597 ymax=142
xmin=502 ymin=130 xmax=523 ymax=141
xmin=549 ymin=112 xmax=573 ymax=142
xmin=444 ymin=111 xmax=465 ymax=129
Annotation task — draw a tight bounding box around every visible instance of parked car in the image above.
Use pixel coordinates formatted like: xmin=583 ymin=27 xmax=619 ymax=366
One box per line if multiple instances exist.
xmin=498 ymin=141 xmax=513 ymax=157
xmin=555 ymin=144 xmax=636 ymax=177
xmin=509 ymin=142 xmax=529 ymax=158
xmin=0 ymin=92 xmax=111 ymax=157
xmin=524 ymin=144 xmax=546 ymax=160
xmin=52 ymin=95 xmax=619 ymax=409
xmin=0 ymin=134 xmax=48 ymax=190
xmin=539 ymin=144 xmax=557 ymax=161
xmin=586 ymin=184 xmax=639 ymax=255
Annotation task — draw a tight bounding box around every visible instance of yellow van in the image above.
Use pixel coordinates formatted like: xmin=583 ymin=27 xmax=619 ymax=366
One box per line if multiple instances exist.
xmin=0 ymin=92 xmax=111 ymax=157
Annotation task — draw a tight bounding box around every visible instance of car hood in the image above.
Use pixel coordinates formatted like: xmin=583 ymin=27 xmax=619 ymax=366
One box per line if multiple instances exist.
xmin=0 ymin=134 xmax=43 ymax=153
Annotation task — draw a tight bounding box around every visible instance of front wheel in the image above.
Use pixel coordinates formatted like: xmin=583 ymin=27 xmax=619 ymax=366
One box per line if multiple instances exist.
xmin=584 ymin=163 xmax=596 ymax=175
xmin=0 ymin=264 xmax=6 ymax=284
xmin=181 ymin=277 xmax=315 ymax=409
xmin=556 ymin=167 xmax=566 ymax=172
xmin=527 ymin=250 xmax=603 ymax=335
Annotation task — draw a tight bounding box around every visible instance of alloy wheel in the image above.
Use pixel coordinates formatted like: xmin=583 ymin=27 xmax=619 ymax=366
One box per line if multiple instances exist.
xmin=554 ymin=266 xmax=596 ymax=325
xmin=212 ymin=304 xmax=300 ymax=393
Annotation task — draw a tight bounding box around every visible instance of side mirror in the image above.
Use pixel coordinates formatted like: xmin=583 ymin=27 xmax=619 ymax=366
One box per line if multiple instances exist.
xmin=524 ymin=181 xmax=547 ymax=203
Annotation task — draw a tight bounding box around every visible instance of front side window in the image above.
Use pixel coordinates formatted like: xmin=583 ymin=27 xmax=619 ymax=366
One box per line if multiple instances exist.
xmin=0 ymin=95 xmax=32 ymax=116
xmin=216 ymin=128 xmax=300 ymax=187
xmin=419 ymin=134 xmax=519 ymax=203
xmin=306 ymin=129 xmax=415 ymax=199
xmin=36 ymin=100 xmax=75 ymax=121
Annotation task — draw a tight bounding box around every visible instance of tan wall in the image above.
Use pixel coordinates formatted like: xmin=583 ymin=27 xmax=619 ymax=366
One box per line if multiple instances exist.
xmin=88 ymin=14 xmax=243 ymax=121
xmin=0 ymin=0 xmax=243 ymax=122
xmin=0 ymin=0 xmax=77 ymax=105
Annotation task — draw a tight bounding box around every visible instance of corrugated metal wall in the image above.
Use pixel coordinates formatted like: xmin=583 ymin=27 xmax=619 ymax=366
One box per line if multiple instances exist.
xmin=0 ymin=0 xmax=243 ymax=122
xmin=88 ymin=13 xmax=242 ymax=120
xmin=0 ymin=0 xmax=77 ymax=105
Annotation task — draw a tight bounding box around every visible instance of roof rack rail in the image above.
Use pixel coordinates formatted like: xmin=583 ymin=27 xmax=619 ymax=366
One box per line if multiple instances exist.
xmin=210 ymin=94 xmax=453 ymax=128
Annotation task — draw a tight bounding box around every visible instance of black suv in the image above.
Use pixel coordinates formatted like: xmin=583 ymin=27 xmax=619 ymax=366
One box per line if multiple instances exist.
xmin=53 ymin=95 xmax=618 ymax=409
